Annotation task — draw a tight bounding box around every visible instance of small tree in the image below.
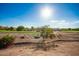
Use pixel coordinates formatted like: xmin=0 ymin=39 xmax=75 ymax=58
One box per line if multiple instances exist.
xmin=31 ymin=26 xmax=35 ymax=31
xmin=9 ymin=27 xmax=15 ymax=31
xmin=16 ymin=26 xmax=25 ymax=31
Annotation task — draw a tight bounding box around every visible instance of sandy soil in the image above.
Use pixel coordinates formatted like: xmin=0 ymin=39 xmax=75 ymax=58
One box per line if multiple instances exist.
xmin=0 ymin=31 xmax=79 ymax=56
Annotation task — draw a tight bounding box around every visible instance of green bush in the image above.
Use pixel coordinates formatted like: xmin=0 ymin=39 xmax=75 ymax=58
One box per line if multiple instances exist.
xmin=16 ymin=26 xmax=25 ymax=31
xmin=0 ymin=35 xmax=15 ymax=49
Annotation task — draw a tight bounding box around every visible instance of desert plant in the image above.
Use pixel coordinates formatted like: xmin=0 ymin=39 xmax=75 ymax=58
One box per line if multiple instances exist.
xmin=0 ymin=35 xmax=15 ymax=49
xmin=40 ymin=26 xmax=54 ymax=39
xmin=36 ymin=26 xmax=56 ymax=51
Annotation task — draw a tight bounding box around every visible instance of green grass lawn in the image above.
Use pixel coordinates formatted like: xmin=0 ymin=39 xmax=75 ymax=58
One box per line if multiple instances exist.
xmin=0 ymin=30 xmax=40 ymax=36
xmin=61 ymin=30 xmax=79 ymax=32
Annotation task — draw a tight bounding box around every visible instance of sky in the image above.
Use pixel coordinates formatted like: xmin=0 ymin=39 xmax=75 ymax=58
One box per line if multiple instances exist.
xmin=0 ymin=3 xmax=79 ymax=28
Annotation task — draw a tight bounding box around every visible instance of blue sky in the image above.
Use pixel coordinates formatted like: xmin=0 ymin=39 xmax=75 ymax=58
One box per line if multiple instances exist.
xmin=0 ymin=3 xmax=79 ymax=28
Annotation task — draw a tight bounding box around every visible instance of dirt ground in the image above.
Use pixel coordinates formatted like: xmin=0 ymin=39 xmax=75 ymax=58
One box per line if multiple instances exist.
xmin=0 ymin=31 xmax=79 ymax=56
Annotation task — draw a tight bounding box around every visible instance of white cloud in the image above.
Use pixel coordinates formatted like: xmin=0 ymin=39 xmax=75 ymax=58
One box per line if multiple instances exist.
xmin=42 ymin=19 xmax=79 ymax=28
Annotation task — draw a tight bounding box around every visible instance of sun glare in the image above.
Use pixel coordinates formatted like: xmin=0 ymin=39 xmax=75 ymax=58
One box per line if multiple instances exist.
xmin=41 ymin=6 xmax=53 ymax=20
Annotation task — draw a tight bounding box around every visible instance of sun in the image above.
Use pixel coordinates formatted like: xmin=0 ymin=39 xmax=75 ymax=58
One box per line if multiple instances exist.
xmin=41 ymin=6 xmax=53 ymax=20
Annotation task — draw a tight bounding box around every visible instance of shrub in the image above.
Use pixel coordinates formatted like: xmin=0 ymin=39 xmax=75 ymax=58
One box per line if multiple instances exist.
xmin=16 ymin=26 xmax=25 ymax=31
xmin=40 ymin=26 xmax=54 ymax=39
xmin=0 ymin=35 xmax=15 ymax=49
xmin=37 ymin=26 xmax=56 ymax=51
